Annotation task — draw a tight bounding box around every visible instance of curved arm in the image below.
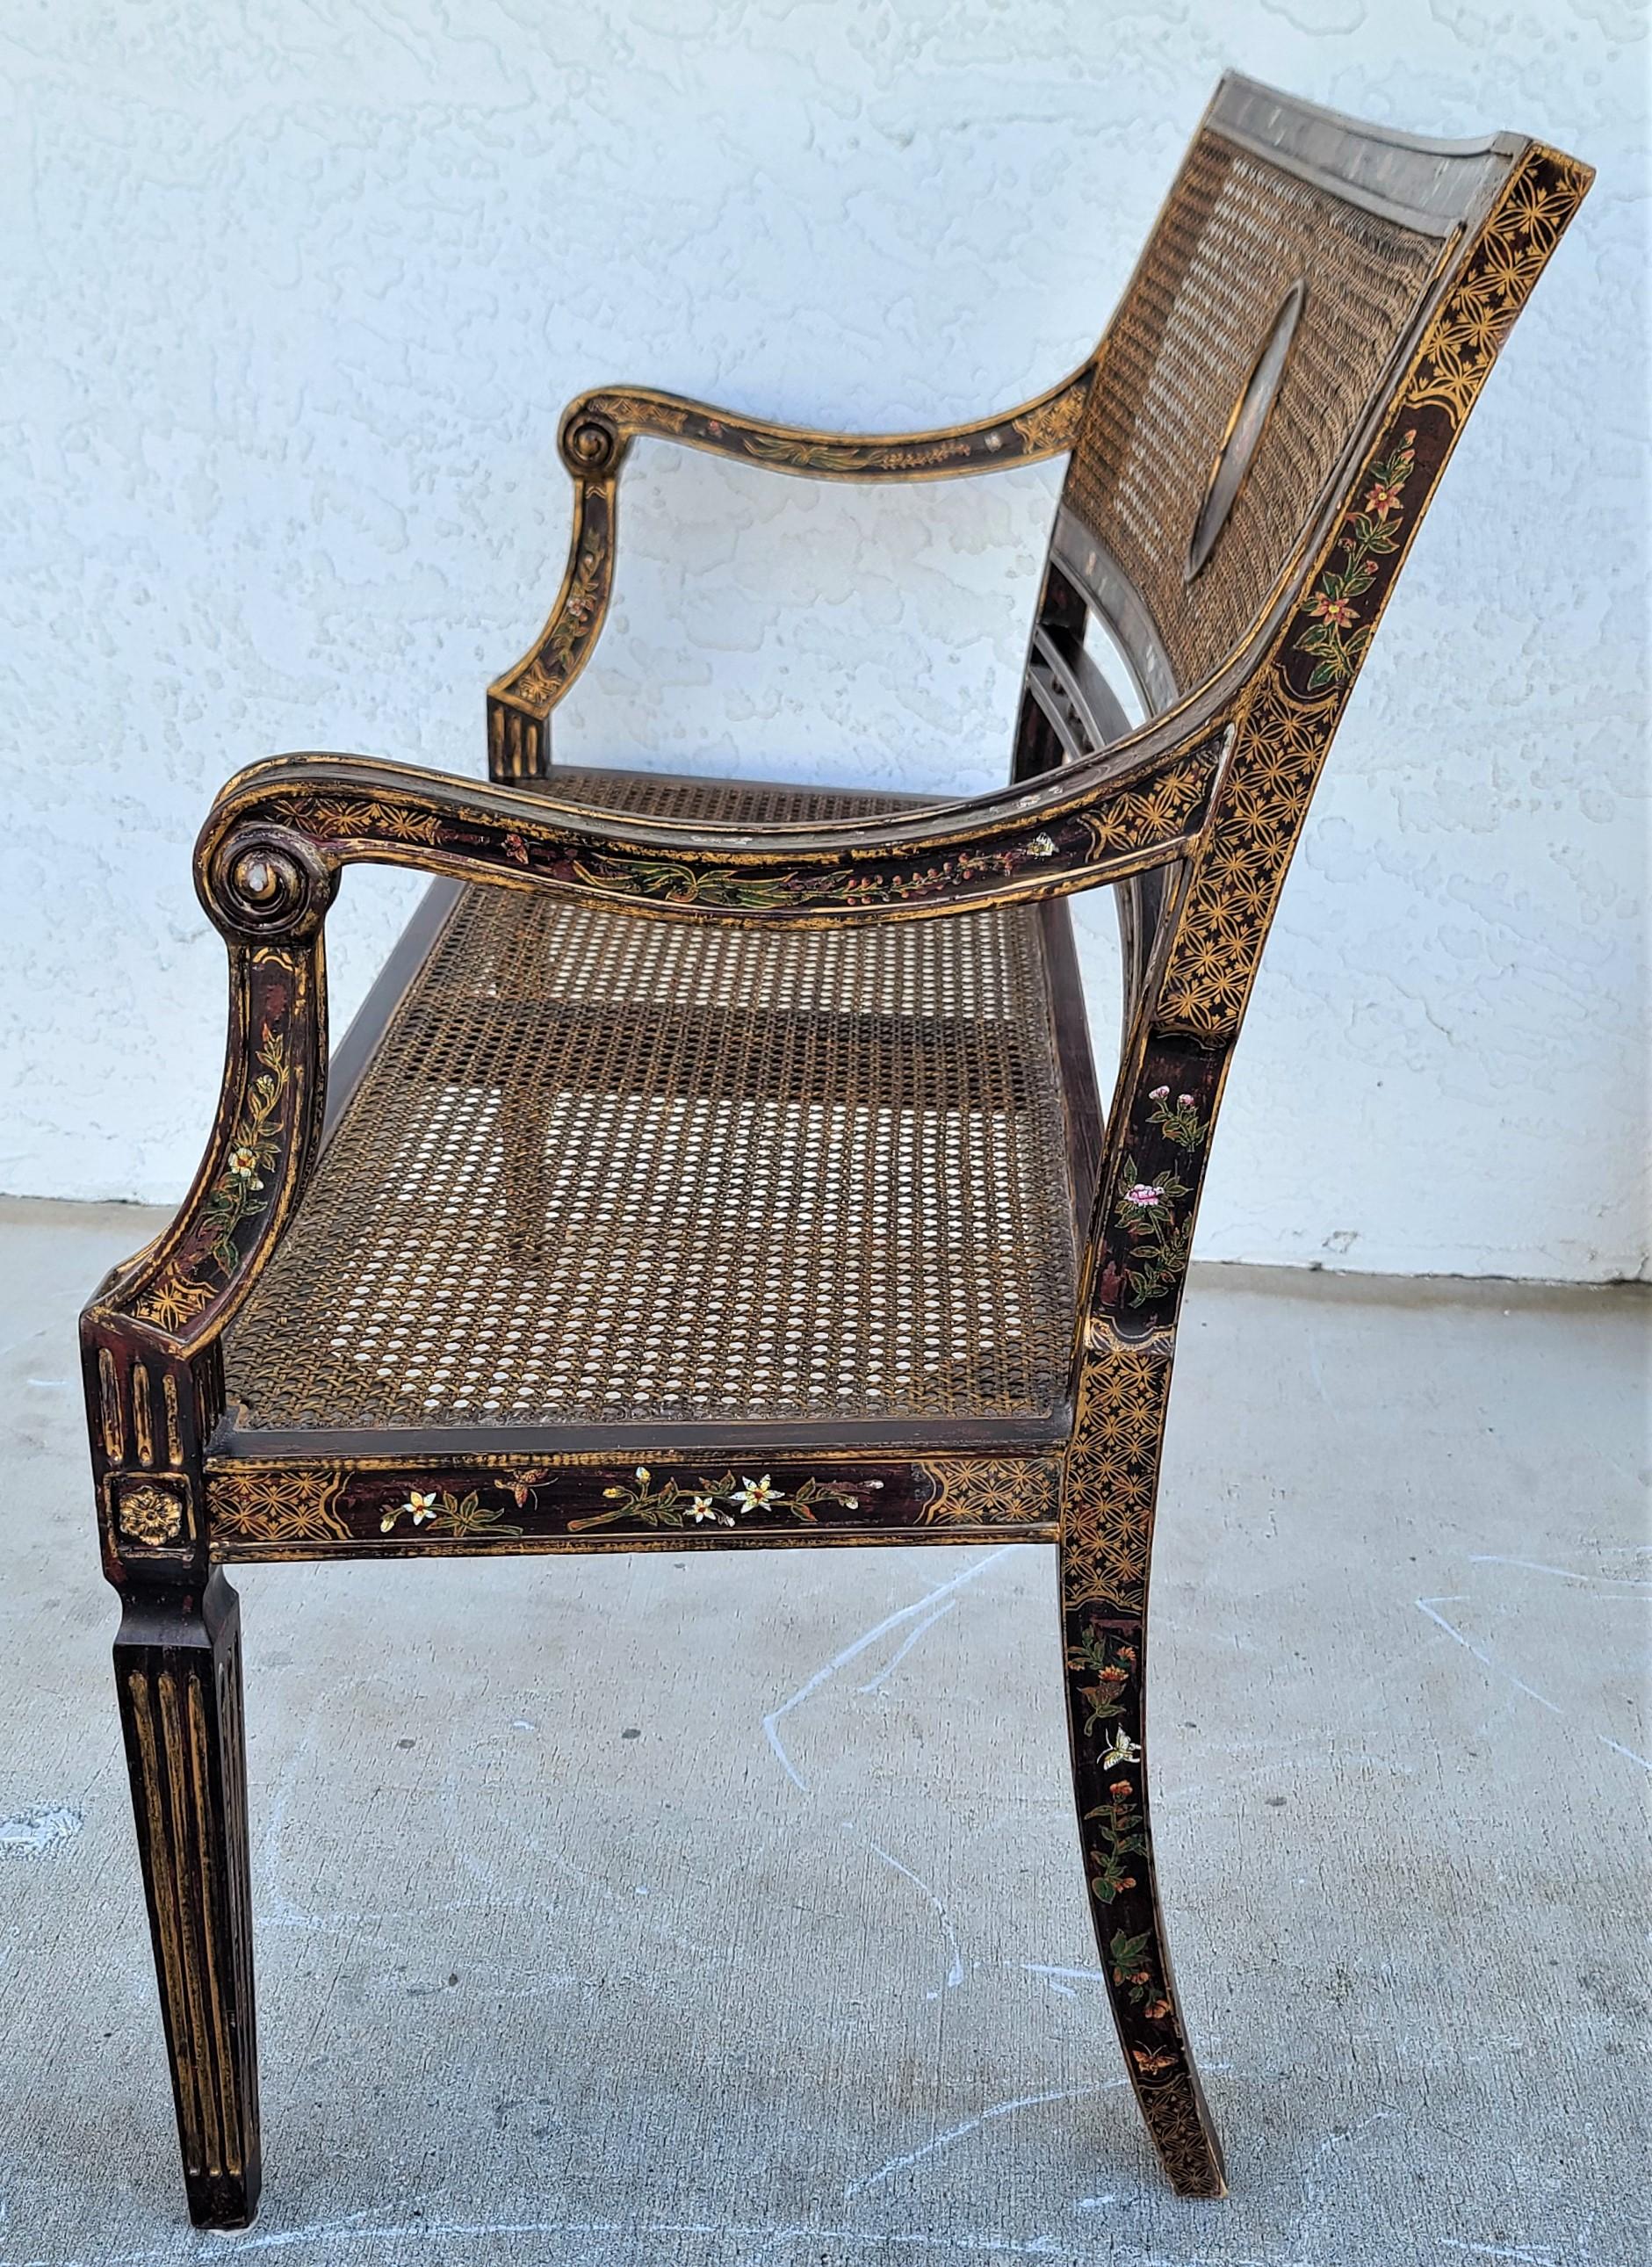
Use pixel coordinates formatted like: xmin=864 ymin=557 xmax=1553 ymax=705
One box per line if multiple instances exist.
xmin=486 ymin=361 xmax=1094 ymax=778
xmin=198 ymin=709 xmax=1229 ymax=940
xmin=559 ymin=365 xmax=1094 ymax=484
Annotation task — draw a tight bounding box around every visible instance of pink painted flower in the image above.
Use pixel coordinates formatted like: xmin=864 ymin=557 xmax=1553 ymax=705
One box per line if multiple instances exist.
xmin=1178 ymin=1094 xmax=1195 ymax=1109
xmin=1309 ymin=591 xmax=1357 ymax=630
xmin=1125 ymin=1184 xmax=1161 ymax=1207
xmin=1149 ymin=1086 xmax=1169 ymax=1101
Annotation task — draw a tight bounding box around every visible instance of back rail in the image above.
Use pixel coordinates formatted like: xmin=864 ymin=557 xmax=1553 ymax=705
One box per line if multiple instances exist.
xmin=1208 ymin=74 xmax=1521 ymax=237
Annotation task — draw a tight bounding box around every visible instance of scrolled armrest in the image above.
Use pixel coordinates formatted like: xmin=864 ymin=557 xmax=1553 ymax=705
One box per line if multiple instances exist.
xmin=558 ymin=365 xmax=1093 ymax=487
xmin=487 ymin=362 xmax=1093 ymax=778
xmin=198 ymin=716 xmax=1230 ymax=941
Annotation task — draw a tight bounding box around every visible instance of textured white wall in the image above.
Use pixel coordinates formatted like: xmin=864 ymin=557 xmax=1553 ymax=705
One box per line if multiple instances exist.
xmin=2 ymin=3 xmax=1644 ymax=1281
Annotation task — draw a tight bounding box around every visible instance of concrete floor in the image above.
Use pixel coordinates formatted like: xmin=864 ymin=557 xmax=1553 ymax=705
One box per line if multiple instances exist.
xmin=1 ymin=1197 xmax=1646 ymax=2267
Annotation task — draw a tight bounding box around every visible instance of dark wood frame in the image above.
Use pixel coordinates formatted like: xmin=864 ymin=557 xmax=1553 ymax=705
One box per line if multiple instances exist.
xmin=79 ymin=75 xmax=1591 ymax=2226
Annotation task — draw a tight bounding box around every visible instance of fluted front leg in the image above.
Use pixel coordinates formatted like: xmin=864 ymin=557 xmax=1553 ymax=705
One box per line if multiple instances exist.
xmin=115 ymin=1573 xmax=260 ymax=2227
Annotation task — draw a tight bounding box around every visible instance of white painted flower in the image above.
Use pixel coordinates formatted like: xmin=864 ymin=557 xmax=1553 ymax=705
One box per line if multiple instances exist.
xmin=635 ymin=1466 xmax=651 ymax=1484
xmin=227 ymin=1144 xmax=263 ymax=1186
xmin=734 ymin=1474 xmax=780 ymax=1513
xmin=1101 ymin=1727 xmax=1142 ymax=1769
xmin=684 ymin=1495 xmax=718 ymax=1524
xmin=1028 ymin=833 xmax=1057 ymax=858
xmin=381 ymin=1489 xmax=437 ymax=1533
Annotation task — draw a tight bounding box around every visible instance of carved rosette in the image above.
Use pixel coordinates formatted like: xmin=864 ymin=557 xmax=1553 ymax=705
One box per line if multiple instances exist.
xmin=116 ymin=1478 xmax=188 ymax=1549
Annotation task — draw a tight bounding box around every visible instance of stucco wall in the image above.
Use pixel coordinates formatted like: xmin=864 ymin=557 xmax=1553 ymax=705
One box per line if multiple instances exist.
xmin=2 ymin=3 xmax=1645 ymax=1280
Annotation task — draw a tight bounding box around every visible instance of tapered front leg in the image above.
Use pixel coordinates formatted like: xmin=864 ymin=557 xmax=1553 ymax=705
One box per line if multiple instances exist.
xmin=115 ymin=1572 xmax=260 ymax=2227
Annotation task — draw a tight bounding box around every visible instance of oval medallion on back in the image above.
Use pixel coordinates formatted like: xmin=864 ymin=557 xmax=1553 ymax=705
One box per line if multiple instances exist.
xmin=1186 ymin=279 xmax=1307 ymax=582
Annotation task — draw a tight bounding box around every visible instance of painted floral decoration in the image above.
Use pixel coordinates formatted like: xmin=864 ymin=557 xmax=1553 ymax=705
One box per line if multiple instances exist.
xmin=1108 ymin=1083 xmax=1212 ymax=1309
xmin=1070 ymin=1625 xmax=1137 ymax=1735
xmin=379 ymin=1487 xmax=523 ymax=1539
xmin=137 ymin=1021 xmax=292 ymax=1332
xmin=571 ymin=823 xmax=1064 ymax=913
xmin=1087 ymin=1776 xmax=1147 ymax=1904
xmin=1294 ymin=431 xmax=1417 ymax=690
xmin=573 ymin=1466 xmax=865 ymax=1534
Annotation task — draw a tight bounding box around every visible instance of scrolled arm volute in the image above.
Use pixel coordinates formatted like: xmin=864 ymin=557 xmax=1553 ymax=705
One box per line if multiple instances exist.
xmin=486 ymin=361 xmax=1095 ymax=779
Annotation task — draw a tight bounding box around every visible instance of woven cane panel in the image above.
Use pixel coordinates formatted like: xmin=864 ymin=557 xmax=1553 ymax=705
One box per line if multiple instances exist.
xmin=1068 ymin=131 xmax=1439 ymax=690
xmin=225 ymin=774 xmax=1077 ymax=1432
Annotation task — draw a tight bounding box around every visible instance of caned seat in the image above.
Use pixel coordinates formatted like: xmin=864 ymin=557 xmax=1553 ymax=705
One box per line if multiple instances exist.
xmin=226 ymin=769 xmax=1082 ymax=1441
xmin=81 ymin=76 xmax=1591 ymax=2229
